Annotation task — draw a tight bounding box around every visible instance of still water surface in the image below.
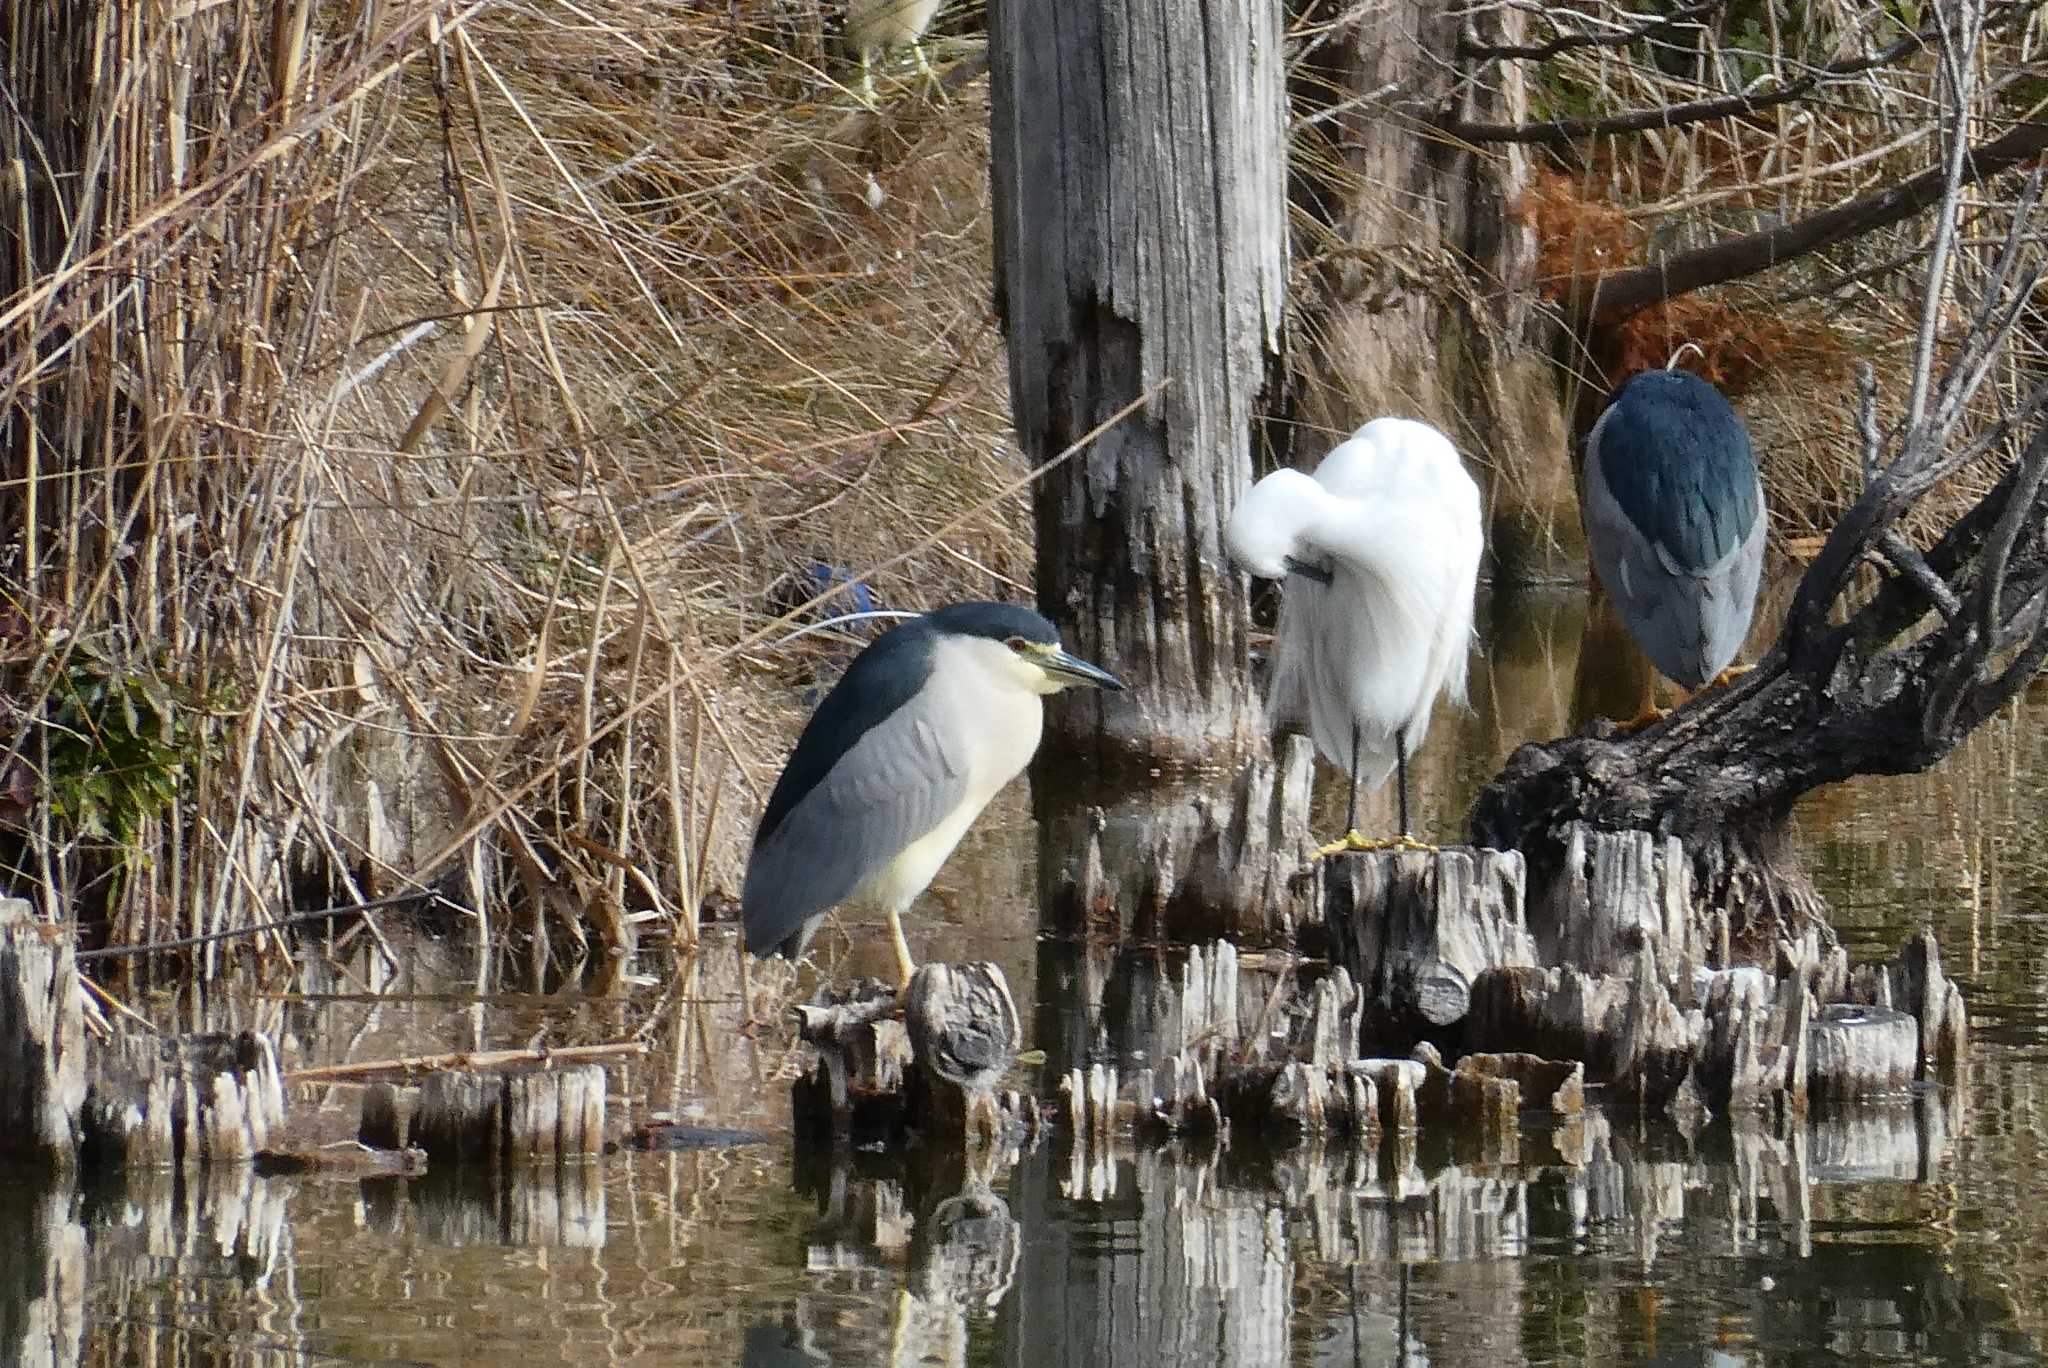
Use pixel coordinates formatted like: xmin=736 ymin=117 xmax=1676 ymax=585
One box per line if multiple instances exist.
xmin=25 ymin=589 xmax=2048 ymax=1366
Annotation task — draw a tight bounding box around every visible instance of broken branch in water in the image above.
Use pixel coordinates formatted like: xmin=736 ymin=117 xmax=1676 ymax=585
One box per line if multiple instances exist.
xmin=285 ymin=1039 xmax=648 ymax=1083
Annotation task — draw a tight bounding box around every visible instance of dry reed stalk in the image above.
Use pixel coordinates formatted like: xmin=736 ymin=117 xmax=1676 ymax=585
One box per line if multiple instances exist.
xmin=2 ymin=0 xmax=1023 ymax=968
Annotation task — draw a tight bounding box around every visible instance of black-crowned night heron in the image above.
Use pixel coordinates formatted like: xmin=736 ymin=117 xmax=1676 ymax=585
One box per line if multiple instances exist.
xmin=847 ymin=0 xmax=943 ymax=104
xmin=1582 ymin=368 xmax=1766 ymax=691
xmin=742 ymin=601 xmax=1122 ymax=987
xmin=1225 ymin=417 xmax=1484 ymax=852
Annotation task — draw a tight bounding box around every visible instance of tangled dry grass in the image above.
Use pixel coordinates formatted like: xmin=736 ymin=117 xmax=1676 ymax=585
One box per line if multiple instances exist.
xmin=1 ymin=0 xmax=1019 ymax=963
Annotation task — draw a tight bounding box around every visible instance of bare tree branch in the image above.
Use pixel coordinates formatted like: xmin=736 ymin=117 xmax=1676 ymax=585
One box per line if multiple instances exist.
xmin=1458 ymin=0 xmax=1727 ymax=63
xmin=1444 ymin=27 xmax=1931 ymax=149
xmin=1575 ymin=117 xmax=2048 ymax=321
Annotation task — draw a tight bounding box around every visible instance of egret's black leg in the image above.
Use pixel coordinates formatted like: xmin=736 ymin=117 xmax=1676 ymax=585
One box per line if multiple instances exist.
xmin=1396 ymin=730 xmax=1410 ymax=840
xmin=1345 ymin=723 xmax=1361 ymax=836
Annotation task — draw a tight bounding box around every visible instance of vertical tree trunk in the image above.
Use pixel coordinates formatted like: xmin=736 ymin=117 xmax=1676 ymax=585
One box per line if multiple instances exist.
xmin=990 ymin=0 xmax=1288 ymax=764
xmin=1287 ymin=2 xmax=1569 ymax=579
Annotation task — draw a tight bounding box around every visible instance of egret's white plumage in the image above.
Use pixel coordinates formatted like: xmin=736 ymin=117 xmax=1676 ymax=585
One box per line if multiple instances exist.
xmin=1226 ymin=418 xmax=1483 ymax=837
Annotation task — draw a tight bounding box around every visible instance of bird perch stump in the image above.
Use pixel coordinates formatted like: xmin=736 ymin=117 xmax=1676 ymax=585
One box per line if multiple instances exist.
xmin=794 ymin=964 xmax=1035 ymax=1150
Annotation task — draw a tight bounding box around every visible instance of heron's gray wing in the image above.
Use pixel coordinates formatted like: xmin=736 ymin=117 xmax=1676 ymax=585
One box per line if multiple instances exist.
xmin=1585 ymin=449 xmax=1765 ymax=688
xmin=741 ymin=688 xmax=974 ymax=956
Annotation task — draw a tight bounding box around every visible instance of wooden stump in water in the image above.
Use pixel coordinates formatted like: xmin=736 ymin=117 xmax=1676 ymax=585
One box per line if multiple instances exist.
xmin=411 ymin=1064 xmax=607 ymax=1167
xmin=1807 ymin=1004 xmax=1917 ymax=1107
xmin=82 ymin=1030 xmax=286 ymax=1171
xmin=358 ymin=1080 xmax=415 ymax=1150
xmin=904 ymin=962 xmax=1023 ymax=1144
xmin=794 ymin=978 xmax=915 ymax=1144
xmin=797 ymin=966 xmax=1038 ymax=1149
xmin=1323 ymin=845 xmax=1534 ymax=1040
xmin=1528 ymin=826 xmax=1716 ymax=979
xmin=0 ymin=899 xmax=85 ymax=1167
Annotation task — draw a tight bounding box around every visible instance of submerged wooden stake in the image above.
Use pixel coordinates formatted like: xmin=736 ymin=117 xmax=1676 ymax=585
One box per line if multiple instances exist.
xmin=410 ymin=1064 xmax=607 ymax=1166
xmin=0 ymin=899 xmax=84 ymax=1167
xmin=83 ymin=1030 xmax=287 ymax=1170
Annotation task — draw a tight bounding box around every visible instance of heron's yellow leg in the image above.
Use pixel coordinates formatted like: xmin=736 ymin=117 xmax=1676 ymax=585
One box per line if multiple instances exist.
xmin=887 ymin=908 xmax=917 ymax=991
xmin=1315 ymin=831 xmax=1438 ymax=858
xmin=859 ymin=52 xmax=879 ymax=107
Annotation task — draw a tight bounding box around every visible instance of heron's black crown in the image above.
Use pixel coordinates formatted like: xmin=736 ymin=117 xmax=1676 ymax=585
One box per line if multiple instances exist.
xmin=922 ymin=600 xmax=1061 ymax=645
xmin=751 ymin=601 xmax=1055 ymax=852
xmin=1593 ymin=369 xmax=1759 ymax=572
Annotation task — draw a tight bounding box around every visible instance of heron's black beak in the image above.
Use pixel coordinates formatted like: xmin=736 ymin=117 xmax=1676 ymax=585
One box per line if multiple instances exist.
xmin=1285 ymin=556 xmax=1334 ymax=586
xmin=1044 ymin=650 xmax=1125 ymax=691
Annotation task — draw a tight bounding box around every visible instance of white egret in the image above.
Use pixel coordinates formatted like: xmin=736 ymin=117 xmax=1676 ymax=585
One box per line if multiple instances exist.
xmin=1226 ymin=418 xmax=1483 ymax=851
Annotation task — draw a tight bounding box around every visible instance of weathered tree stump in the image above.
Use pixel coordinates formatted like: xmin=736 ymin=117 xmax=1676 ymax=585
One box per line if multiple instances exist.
xmin=796 ymin=967 xmax=1038 ymax=1149
xmin=1529 ymin=827 xmax=1714 ymax=979
xmin=0 ymin=899 xmax=84 ymax=1167
xmin=794 ymin=977 xmax=915 ymax=1144
xmin=905 ymin=962 xmax=1024 ymax=1144
xmin=82 ymin=1030 xmax=286 ymax=1171
xmin=1807 ymin=1004 xmax=1917 ymax=1107
xmin=411 ymin=1063 xmax=606 ymax=1167
xmin=1323 ymin=845 xmax=1534 ymax=1038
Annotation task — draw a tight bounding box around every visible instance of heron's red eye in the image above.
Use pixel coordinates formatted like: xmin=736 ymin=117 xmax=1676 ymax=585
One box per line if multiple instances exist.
xmin=1006 ymin=637 xmax=1029 ymax=653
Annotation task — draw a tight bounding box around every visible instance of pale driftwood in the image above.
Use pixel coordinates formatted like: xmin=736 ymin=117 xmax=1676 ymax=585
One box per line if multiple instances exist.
xmin=412 ymin=1064 xmax=606 ymax=1166
xmin=1807 ymin=1004 xmax=1917 ymax=1107
xmin=82 ymin=1030 xmax=286 ymax=1171
xmin=286 ymin=1038 xmax=646 ymax=1083
xmin=904 ymin=962 xmax=1022 ymax=1144
xmin=1324 ymin=845 xmax=1534 ymax=1035
xmin=0 ymin=899 xmax=84 ymax=1167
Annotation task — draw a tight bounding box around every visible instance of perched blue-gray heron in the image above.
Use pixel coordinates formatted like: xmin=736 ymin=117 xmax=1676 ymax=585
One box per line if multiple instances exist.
xmin=1225 ymin=417 xmax=1484 ymax=851
xmin=847 ymin=0 xmax=943 ymax=103
xmin=743 ymin=601 xmax=1121 ymax=986
xmin=1582 ymin=368 xmax=1766 ymax=691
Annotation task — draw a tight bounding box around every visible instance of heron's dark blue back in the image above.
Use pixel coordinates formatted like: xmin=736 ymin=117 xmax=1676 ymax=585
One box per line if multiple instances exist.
xmin=753 ymin=618 xmax=938 ymax=850
xmin=1592 ymin=370 xmax=1759 ymax=570
xmin=751 ymin=601 xmax=1057 ymax=851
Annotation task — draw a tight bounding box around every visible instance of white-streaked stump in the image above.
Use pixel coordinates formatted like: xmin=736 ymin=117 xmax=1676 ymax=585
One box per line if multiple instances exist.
xmin=0 ymin=898 xmax=84 ymax=1167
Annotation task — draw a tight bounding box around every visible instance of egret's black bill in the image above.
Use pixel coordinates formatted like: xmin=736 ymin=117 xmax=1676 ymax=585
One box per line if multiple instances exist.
xmin=1045 ymin=650 xmax=1125 ymax=690
xmin=1285 ymin=556 xmax=1334 ymax=586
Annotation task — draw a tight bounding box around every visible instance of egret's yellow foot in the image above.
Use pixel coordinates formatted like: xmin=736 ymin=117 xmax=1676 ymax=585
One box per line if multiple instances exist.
xmin=1315 ymin=831 xmax=1438 ymax=858
xmin=1612 ymin=705 xmax=1671 ymax=735
xmin=1704 ymin=663 xmax=1755 ymax=692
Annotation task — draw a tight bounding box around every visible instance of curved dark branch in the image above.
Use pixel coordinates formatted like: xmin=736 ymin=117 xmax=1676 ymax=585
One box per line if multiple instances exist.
xmin=1458 ymin=0 xmax=1727 ymax=63
xmin=1444 ymin=27 xmax=1930 ymax=149
xmin=1577 ymin=118 xmax=2048 ymax=322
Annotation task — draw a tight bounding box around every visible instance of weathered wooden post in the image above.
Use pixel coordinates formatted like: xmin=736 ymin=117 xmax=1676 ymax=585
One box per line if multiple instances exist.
xmin=0 ymin=900 xmax=85 ymax=1167
xmin=991 ymin=0 xmax=1309 ymax=940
